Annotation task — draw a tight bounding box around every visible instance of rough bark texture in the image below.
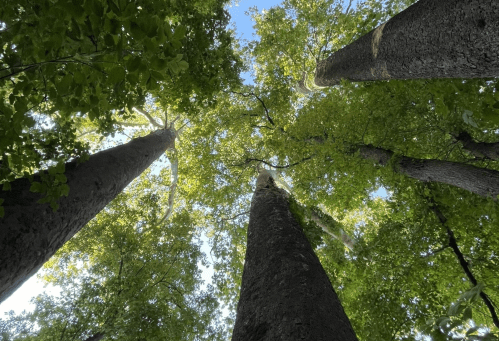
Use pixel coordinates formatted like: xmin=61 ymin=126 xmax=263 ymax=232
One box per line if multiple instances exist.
xmin=231 ymin=173 xmax=358 ymax=341
xmin=0 ymin=129 xmax=175 ymax=303
xmin=315 ymin=0 xmax=499 ymax=86
xmin=456 ymin=132 xmax=499 ymax=160
xmin=359 ymin=145 xmax=499 ymax=198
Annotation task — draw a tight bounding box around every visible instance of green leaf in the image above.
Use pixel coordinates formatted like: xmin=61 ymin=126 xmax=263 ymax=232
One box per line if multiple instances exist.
xmin=463 ymin=307 xmax=472 ymax=321
xmin=178 ymin=60 xmax=189 ymax=71
xmin=127 ymin=56 xmax=142 ymax=72
xmin=30 ymin=181 xmax=43 ymax=193
xmin=108 ymin=66 xmax=126 ymax=83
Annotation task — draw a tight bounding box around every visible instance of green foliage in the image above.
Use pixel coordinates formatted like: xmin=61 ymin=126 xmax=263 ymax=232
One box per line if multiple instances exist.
xmin=1 ymin=172 xmax=227 ymax=340
xmin=288 ymin=195 xmax=324 ymax=249
xmin=0 ymin=0 xmax=242 ymax=208
xmin=2 ymin=0 xmax=499 ymax=339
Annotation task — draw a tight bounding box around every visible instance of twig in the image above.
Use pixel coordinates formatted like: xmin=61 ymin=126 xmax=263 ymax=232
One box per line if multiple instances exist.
xmin=229 ymin=90 xmax=275 ymax=126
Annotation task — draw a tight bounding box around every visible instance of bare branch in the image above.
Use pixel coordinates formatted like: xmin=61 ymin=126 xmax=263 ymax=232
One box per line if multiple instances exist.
xmin=159 ymin=154 xmax=178 ymax=224
xmin=344 ymin=0 xmax=353 ymax=15
xmin=133 ymin=107 xmax=163 ymax=128
xmin=229 ymin=91 xmax=275 ymax=126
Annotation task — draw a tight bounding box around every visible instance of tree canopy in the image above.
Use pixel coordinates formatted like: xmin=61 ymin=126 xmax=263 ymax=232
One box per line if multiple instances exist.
xmin=1 ymin=0 xmax=499 ymax=340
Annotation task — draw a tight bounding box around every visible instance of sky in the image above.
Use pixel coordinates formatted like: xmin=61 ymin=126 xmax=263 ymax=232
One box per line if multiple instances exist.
xmin=0 ymin=0 xmax=285 ymax=319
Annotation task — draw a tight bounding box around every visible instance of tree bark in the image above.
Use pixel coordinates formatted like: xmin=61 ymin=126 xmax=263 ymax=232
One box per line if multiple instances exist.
xmin=315 ymin=0 xmax=499 ymax=86
xmin=231 ymin=172 xmax=358 ymax=341
xmin=0 ymin=129 xmax=175 ymax=303
xmin=456 ymin=132 xmax=499 ymax=160
xmin=359 ymin=145 xmax=499 ymax=198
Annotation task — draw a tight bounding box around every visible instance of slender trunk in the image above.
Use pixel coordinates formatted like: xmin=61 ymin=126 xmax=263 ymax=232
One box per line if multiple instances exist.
xmin=0 ymin=129 xmax=175 ymax=303
xmin=359 ymin=145 xmax=499 ymax=198
xmin=231 ymin=172 xmax=358 ymax=341
xmin=456 ymin=132 xmax=499 ymax=160
xmin=315 ymin=0 xmax=499 ymax=86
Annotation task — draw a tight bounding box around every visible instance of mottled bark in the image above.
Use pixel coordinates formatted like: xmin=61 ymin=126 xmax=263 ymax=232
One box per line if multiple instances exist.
xmin=0 ymin=129 xmax=175 ymax=303
xmin=315 ymin=0 xmax=499 ymax=86
xmin=231 ymin=172 xmax=358 ymax=341
xmin=456 ymin=131 xmax=499 ymax=160
xmin=359 ymin=145 xmax=499 ymax=198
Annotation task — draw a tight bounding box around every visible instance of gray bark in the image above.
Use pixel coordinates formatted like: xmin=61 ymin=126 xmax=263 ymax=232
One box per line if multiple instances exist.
xmin=0 ymin=129 xmax=175 ymax=303
xmin=359 ymin=145 xmax=499 ymax=198
xmin=456 ymin=132 xmax=499 ymax=160
xmin=315 ymin=0 xmax=499 ymax=86
xmin=231 ymin=173 xmax=358 ymax=341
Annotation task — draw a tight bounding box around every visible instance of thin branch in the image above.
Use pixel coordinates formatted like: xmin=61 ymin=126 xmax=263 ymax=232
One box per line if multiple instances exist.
xmin=421 ymin=245 xmax=451 ymax=258
xmin=116 ymin=121 xmax=149 ymax=127
xmin=344 ymin=0 xmax=353 ymax=15
xmin=159 ymin=154 xmax=178 ymax=224
xmin=229 ymin=91 xmax=275 ymax=126
xmin=132 ymin=107 xmax=163 ymax=128
xmin=234 ymin=156 xmax=314 ymax=169
xmin=429 ymin=200 xmax=499 ymax=328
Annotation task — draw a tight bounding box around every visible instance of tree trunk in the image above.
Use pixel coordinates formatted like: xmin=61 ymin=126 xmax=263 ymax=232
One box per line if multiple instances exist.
xmin=456 ymin=132 xmax=499 ymax=160
xmin=231 ymin=171 xmax=358 ymax=341
xmin=359 ymin=145 xmax=499 ymax=198
xmin=315 ymin=0 xmax=499 ymax=86
xmin=0 ymin=129 xmax=175 ymax=303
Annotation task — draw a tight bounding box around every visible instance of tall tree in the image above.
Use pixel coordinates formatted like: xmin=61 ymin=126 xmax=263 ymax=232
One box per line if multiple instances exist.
xmin=1 ymin=186 xmax=224 ymax=340
xmin=315 ymin=0 xmax=499 ymax=86
xmin=0 ymin=128 xmax=175 ymax=303
xmin=231 ymin=170 xmax=357 ymax=341
xmin=0 ymin=0 xmax=241 ymax=198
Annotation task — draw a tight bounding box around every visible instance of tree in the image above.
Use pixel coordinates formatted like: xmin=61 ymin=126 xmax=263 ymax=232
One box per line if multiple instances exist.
xmin=231 ymin=170 xmax=357 ymax=341
xmin=0 ymin=0 xmax=241 ymax=196
xmin=358 ymin=144 xmax=499 ymax=199
xmin=2 ymin=0 xmax=499 ymax=339
xmin=0 ymin=128 xmax=175 ymax=303
xmin=314 ymin=0 xmax=499 ymax=86
xmin=1 ymin=184 xmax=225 ymax=340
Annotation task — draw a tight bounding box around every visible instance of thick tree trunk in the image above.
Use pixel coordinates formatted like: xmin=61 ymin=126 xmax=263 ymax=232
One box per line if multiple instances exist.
xmin=0 ymin=129 xmax=175 ymax=303
xmin=359 ymin=145 xmax=499 ymax=198
xmin=315 ymin=0 xmax=499 ymax=86
xmin=231 ymin=172 xmax=358 ymax=341
xmin=456 ymin=132 xmax=499 ymax=160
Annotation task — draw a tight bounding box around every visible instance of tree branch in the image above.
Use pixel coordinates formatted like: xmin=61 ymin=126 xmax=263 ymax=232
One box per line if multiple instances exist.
xmin=229 ymin=91 xmax=275 ymax=126
xmin=234 ymin=156 xmax=313 ymax=169
xmin=132 ymin=107 xmax=163 ymax=128
xmin=454 ymin=131 xmax=499 ymax=160
xmin=429 ymin=200 xmax=499 ymax=328
xmin=159 ymin=154 xmax=178 ymax=224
